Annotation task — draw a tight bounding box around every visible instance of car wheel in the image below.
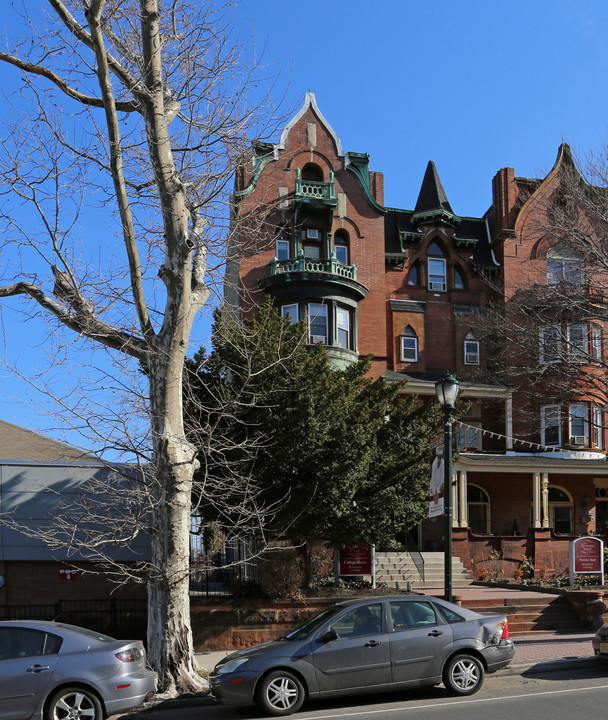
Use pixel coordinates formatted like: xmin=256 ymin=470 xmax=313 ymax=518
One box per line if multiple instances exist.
xmin=258 ymin=670 xmax=305 ymax=716
xmin=443 ymin=654 xmax=484 ymax=696
xmin=44 ymin=686 xmax=103 ymax=720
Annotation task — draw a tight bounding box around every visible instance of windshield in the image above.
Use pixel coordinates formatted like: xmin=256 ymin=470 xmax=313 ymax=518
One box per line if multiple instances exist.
xmin=284 ymin=608 xmax=338 ymax=641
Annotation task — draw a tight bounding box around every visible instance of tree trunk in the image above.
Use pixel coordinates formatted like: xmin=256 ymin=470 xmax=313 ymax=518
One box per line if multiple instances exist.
xmin=145 ymin=354 xmax=205 ymax=694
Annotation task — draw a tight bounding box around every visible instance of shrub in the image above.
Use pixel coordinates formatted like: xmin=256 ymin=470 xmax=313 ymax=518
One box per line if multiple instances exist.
xmin=257 ymin=549 xmax=305 ymax=599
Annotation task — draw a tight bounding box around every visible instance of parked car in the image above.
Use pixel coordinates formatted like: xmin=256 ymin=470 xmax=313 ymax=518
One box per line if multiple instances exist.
xmin=592 ymin=623 xmax=608 ymax=659
xmin=0 ymin=619 xmax=157 ymax=720
xmin=210 ymin=595 xmax=514 ymax=716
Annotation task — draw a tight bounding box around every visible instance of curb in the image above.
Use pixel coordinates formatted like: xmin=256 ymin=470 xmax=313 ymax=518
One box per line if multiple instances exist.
xmin=497 ymin=655 xmax=597 ymax=676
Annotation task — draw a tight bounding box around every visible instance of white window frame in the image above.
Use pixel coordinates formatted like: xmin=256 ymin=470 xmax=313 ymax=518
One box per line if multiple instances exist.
xmin=308 ymin=303 xmax=328 ymax=344
xmin=539 ymin=326 xmax=561 ymax=364
xmin=464 ymin=333 xmax=480 ymax=365
xmin=276 ymin=238 xmax=290 ymax=261
xmin=547 ymin=256 xmax=583 ymax=287
xmin=541 ymin=405 xmax=561 ymax=447
xmin=281 ymin=303 xmax=299 ymax=323
xmin=400 ymin=330 xmax=418 ymax=362
xmin=594 ymin=406 xmax=603 ymax=449
xmin=427 ymin=258 xmax=447 ymax=291
xmin=457 ymin=423 xmax=481 ymax=450
xmin=336 ymin=306 xmax=351 ymax=349
xmin=592 ymin=326 xmax=603 ymax=360
xmin=567 ymin=324 xmax=587 ymax=362
xmin=569 ymin=404 xmax=589 ymax=447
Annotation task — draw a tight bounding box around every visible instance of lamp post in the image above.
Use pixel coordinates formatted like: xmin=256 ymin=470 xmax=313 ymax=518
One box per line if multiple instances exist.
xmin=435 ymin=372 xmax=460 ymax=603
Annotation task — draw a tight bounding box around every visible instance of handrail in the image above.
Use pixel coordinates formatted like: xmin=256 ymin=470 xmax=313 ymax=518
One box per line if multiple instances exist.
xmin=270 ymin=255 xmax=357 ymax=281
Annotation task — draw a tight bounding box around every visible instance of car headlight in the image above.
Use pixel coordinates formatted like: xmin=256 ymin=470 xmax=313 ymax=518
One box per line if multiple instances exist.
xmin=217 ymin=657 xmax=250 ymax=674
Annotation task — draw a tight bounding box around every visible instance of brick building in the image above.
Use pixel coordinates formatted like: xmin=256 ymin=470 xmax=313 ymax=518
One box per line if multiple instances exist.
xmin=227 ymin=92 xmax=608 ymax=579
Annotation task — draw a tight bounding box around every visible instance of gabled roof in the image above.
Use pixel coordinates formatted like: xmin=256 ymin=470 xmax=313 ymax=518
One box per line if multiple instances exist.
xmin=0 ymin=420 xmax=95 ymax=463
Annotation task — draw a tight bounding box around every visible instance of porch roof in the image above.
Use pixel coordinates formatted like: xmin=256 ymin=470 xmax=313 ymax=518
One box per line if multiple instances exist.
xmin=457 ymin=452 xmax=608 ymax=475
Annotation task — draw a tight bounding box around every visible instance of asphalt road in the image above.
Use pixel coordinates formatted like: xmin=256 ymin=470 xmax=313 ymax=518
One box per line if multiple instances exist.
xmin=112 ymin=661 xmax=608 ymax=720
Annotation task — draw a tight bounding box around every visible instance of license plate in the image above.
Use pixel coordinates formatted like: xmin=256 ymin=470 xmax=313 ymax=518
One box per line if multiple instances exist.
xmin=600 ymin=642 xmax=608 ymax=654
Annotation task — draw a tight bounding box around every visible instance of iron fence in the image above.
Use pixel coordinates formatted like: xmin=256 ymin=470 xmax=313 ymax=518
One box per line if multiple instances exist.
xmin=0 ymin=598 xmax=147 ymax=640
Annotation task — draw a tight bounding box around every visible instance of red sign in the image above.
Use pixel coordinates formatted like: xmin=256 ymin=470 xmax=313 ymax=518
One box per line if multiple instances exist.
xmin=339 ymin=544 xmax=372 ymax=576
xmin=572 ymin=537 xmax=602 ymax=573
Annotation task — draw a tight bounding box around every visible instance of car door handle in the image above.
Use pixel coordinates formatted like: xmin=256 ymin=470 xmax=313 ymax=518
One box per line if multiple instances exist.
xmin=427 ymin=630 xmax=443 ymax=637
xmin=365 ymin=640 xmax=382 ymax=647
xmin=27 ymin=664 xmax=50 ymax=673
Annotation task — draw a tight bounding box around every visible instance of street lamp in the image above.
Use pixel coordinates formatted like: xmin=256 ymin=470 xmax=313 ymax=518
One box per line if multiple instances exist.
xmin=435 ymin=372 xmax=460 ymax=603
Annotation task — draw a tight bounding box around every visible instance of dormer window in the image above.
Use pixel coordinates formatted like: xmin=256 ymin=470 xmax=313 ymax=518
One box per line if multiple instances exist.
xmin=401 ymin=327 xmax=419 ymax=362
xmin=301 ymin=163 xmax=323 ymax=181
xmin=426 ymin=242 xmax=446 ymax=291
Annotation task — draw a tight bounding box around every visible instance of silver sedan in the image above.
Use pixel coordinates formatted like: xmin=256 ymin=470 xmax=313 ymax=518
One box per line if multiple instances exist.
xmin=209 ymin=595 xmax=514 ymax=716
xmin=0 ymin=619 xmax=157 ymax=720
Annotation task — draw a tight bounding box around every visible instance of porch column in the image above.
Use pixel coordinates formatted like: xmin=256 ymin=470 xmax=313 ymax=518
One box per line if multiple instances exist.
xmin=542 ymin=473 xmax=550 ymax=528
xmin=458 ymin=470 xmax=468 ymax=527
xmin=505 ymin=394 xmax=513 ymax=450
xmin=533 ymin=472 xmax=542 ymax=528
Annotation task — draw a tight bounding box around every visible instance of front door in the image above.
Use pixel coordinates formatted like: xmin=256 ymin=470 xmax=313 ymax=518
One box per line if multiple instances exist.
xmin=312 ymin=602 xmax=391 ymax=693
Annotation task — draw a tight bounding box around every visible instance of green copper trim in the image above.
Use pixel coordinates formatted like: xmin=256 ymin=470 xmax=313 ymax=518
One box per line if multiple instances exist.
xmin=233 ymin=142 xmax=275 ymax=199
xmin=345 ymin=152 xmax=386 ymax=213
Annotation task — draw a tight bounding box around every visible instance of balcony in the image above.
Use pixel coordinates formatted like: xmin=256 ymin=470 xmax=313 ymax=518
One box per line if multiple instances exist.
xmin=259 ymin=252 xmax=368 ymax=301
xmin=270 ymin=255 xmax=357 ymax=281
xmin=294 ymin=176 xmax=337 ymax=206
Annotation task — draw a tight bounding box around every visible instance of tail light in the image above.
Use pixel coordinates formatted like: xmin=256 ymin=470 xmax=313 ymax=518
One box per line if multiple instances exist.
xmin=115 ymin=647 xmax=144 ymax=662
xmin=500 ymin=621 xmax=509 ymax=640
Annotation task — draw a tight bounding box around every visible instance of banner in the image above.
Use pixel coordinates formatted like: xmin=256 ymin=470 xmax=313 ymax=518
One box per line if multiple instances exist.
xmin=429 ymin=434 xmax=444 ymax=518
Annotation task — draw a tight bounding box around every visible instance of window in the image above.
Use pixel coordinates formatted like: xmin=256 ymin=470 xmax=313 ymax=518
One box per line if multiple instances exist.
xmin=567 ymin=324 xmax=587 ymax=362
xmin=0 ymin=628 xmax=62 ymax=660
xmin=334 ymin=231 xmax=349 ymax=265
xmin=407 ymin=263 xmax=419 ymax=286
xmin=541 ymin=405 xmax=561 ymax=447
xmin=330 ymin=603 xmax=383 ymax=637
xmin=464 ymin=332 xmax=480 ymax=365
xmin=389 ymin=601 xmax=437 ymax=631
xmin=301 ymin=163 xmax=323 ymax=181
xmin=281 ymin=303 xmax=299 ymax=323
xmin=548 ymin=487 xmax=573 ymax=534
xmin=400 ymin=327 xmax=418 ymax=362
xmin=547 ymin=254 xmax=583 ymax=287
xmin=592 ymin=326 xmax=603 ymax=360
xmin=539 ymin=326 xmax=561 ymax=364
xmin=426 ymin=242 xmax=446 ymax=291
xmin=594 ymin=407 xmax=603 ymax=449
xmin=303 ymin=244 xmax=321 ymax=259
xmin=308 ymin=303 xmax=328 ymax=344
xmin=336 ymin=306 xmax=351 ymax=349
xmin=569 ymin=404 xmax=589 ymax=446
xmin=467 ymin=485 xmax=490 ymax=534
xmin=457 ymin=423 xmax=481 ymax=450
xmin=276 ymin=230 xmax=290 ymax=261
xmin=454 ymin=268 xmax=465 ymax=290
xmin=427 ymin=258 xmax=446 ymax=291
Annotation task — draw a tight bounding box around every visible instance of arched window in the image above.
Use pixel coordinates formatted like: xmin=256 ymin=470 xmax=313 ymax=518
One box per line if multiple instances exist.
xmin=548 ymin=487 xmax=573 ymax=534
xmin=464 ymin=332 xmax=480 ymax=365
xmin=467 ymin=485 xmax=490 ymax=534
xmin=400 ymin=327 xmax=418 ymax=362
xmin=426 ymin=242 xmax=446 ymax=291
xmin=301 ymin=163 xmax=323 ymax=181
xmin=407 ymin=263 xmax=419 ymax=286
xmin=454 ymin=267 xmax=465 ymax=290
xmin=334 ymin=230 xmax=349 ymax=265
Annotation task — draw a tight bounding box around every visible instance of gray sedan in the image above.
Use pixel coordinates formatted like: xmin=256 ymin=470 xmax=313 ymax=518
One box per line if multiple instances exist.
xmin=209 ymin=595 xmax=514 ymax=716
xmin=0 ymin=619 xmax=157 ymax=720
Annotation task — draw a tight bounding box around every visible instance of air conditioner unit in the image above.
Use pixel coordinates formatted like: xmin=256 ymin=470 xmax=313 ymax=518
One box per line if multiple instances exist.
xmin=570 ymin=435 xmax=587 ymax=446
xmin=310 ymin=335 xmax=326 ymax=344
xmin=305 ymin=228 xmax=320 ymax=240
xmin=429 ymin=281 xmax=446 ymax=291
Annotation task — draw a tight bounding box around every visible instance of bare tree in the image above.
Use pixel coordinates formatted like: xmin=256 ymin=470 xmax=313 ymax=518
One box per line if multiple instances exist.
xmin=469 ymin=145 xmax=608 ymax=445
xmin=0 ymin=0 xmax=279 ymax=693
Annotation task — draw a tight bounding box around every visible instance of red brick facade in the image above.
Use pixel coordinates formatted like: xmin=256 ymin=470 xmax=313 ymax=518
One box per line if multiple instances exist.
xmin=230 ymin=93 xmax=608 ymax=580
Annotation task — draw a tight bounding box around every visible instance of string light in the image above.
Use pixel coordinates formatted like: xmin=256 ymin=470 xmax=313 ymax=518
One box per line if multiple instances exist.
xmin=454 ymin=420 xmax=569 ymax=453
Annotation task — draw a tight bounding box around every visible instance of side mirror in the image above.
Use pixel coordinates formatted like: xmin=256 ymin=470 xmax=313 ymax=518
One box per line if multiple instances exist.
xmin=319 ymin=628 xmax=338 ymax=643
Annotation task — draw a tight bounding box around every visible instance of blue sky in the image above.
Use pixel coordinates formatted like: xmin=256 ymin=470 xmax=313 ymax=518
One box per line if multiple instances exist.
xmin=1 ymin=0 xmax=608 ymax=444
